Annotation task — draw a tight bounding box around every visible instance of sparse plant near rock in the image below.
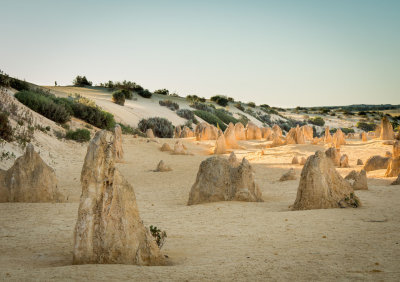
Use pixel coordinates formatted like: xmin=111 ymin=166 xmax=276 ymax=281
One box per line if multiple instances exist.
xmin=154 ymin=89 xmax=169 ymax=95
xmin=112 ymin=90 xmax=126 ymax=105
xmin=138 ymin=117 xmax=174 ymax=138
xmin=149 ymin=225 xmax=167 ymax=249
xmin=159 ymin=100 xmax=179 ymax=111
xmin=0 ymin=112 xmax=13 ymax=141
xmin=308 ymin=116 xmax=325 ymax=126
xmin=66 ymin=128 xmax=91 ymax=142
xmin=193 ymin=110 xmax=226 ymax=131
xmin=210 ymin=95 xmax=229 ymax=107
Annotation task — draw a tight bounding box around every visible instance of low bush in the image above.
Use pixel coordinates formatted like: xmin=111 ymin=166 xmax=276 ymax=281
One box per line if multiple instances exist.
xmin=356 ymin=122 xmax=376 ymax=132
xmin=0 ymin=112 xmax=13 ymax=141
xmin=193 ymin=110 xmax=226 ymax=131
xmin=214 ymin=109 xmax=238 ymax=125
xmin=15 ymin=90 xmax=71 ymax=123
xmin=237 ymin=113 xmax=249 ymax=126
xmin=154 ymin=89 xmax=169 ymax=95
xmin=66 ymin=128 xmax=91 ymax=142
xmin=73 ymin=75 xmax=92 ymax=87
xmin=186 ymin=95 xmax=206 ymax=103
xmin=247 ymin=102 xmax=256 ymax=108
xmin=341 ymin=127 xmax=355 ymax=134
xmin=210 ymin=95 xmax=229 ymax=107
xmin=234 ymin=103 xmax=244 ymax=111
xmin=308 ymin=116 xmax=325 ymax=126
xmin=149 ymin=225 xmax=167 ymax=249
xmin=137 ymin=89 xmax=152 ymax=98
xmin=177 ymin=109 xmax=195 ymax=120
xmin=10 ymin=78 xmax=30 ymax=91
xmin=138 ymin=117 xmax=174 ymax=138
xmin=117 ymin=123 xmax=146 ymax=136
xmin=159 ymin=100 xmax=179 ymax=111
xmin=112 ymin=90 xmax=125 ymax=105
xmin=190 ymin=102 xmax=215 ymax=113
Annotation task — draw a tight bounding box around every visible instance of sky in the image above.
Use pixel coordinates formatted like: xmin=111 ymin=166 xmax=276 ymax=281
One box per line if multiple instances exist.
xmin=1 ymin=0 xmax=399 ymax=107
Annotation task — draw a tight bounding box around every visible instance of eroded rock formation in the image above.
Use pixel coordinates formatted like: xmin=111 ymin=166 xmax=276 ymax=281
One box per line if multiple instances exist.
xmin=345 ymin=170 xmax=368 ymax=190
xmin=73 ymin=131 xmax=165 ymax=265
xmin=385 ymin=140 xmax=400 ymax=177
xmin=279 ymin=168 xmax=296 ymax=181
xmin=187 ymin=156 xmax=263 ymax=205
xmin=214 ymin=132 xmax=227 ymax=154
xmin=363 ymin=155 xmax=390 ymax=172
xmin=155 ymin=160 xmax=172 ymax=172
xmin=0 ymin=144 xmax=62 ymax=202
xmin=325 ymin=147 xmax=341 ymax=167
xmin=292 ymin=151 xmax=361 ymax=210
xmin=146 ymin=128 xmax=155 ymax=138
xmin=380 ymin=116 xmax=394 ymax=140
xmin=113 ymin=124 xmax=124 ymax=162
xmin=224 ymin=123 xmax=239 ymax=149
xmin=246 ymin=122 xmax=262 ymax=140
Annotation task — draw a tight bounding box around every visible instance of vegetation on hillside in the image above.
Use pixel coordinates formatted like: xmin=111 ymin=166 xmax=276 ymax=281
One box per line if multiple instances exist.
xmin=138 ymin=117 xmax=174 ymax=138
xmin=193 ymin=110 xmax=226 ymax=130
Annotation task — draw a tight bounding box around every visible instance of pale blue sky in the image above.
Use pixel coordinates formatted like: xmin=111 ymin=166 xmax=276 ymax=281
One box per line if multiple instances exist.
xmin=1 ymin=0 xmax=399 ymax=107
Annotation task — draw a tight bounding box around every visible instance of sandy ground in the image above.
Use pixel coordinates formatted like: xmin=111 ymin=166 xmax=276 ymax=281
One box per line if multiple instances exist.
xmin=1 ymin=132 xmax=399 ymax=281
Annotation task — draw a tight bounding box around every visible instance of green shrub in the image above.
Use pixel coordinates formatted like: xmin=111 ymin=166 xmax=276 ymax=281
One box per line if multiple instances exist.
xmin=234 ymin=103 xmax=244 ymax=111
xmin=66 ymin=128 xmax=91 ymax=142
xmin=137 ymin=89 xmax=152 ymax=98
xmin=73 ymin=75 xmax=92 ymax=87
xmin=149 ymin=225 xmax=167 ymax=249
xmin=154 ymin=89 xmax=169 ymax=95
xmin=112 ymin=90 xmax=126 ymax=105
xmin=356 ymin=122 xmax=376 ymax=132
xmin=10 ymin=78 xmax=30 ymax=91
xmin=0 ymin=112 xmax=13 ymax=141
xmin=193 ymin=110 xmax=226 ymax=131
xmin=138 ymin=117 xmax=174 ymax=138
xmin=72 ymin=103 xmax=115 ymax=130
xmin=214 ymin=109 xmax=238 ymax=125
xmin=247 ymin=102 xmax=256 ymax=108
xmin=341 ymin=127 xmax=355 ymax=134
xmin=308 ymin=116 xmax=325 ymax=126
xmin=190 ymin=102 xmax=215 ymax=113
xmin=186 ymin=95 xmax=206 ymax=103
xmin=210 ymin=95 xmax=229 ymax=107
xmin=15 ymin=90 xmax=71 ymax=123
xmin=159 ymin=100 xmax=179 ymax=111
xmin=177 ymin=109 xmax=194 ymax=120
xmin=237 ymin=113 xmax=249 ymax=126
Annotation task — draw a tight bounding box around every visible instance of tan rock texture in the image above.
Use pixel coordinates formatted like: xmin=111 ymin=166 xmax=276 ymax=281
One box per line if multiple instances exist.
xmin=286 ymin=125 xmax=305 ymax=144
xmin=246 ymin=122 xmax=262 ymax=140
xmin=187 ymin=157 xmax=263 ymax=205
xmin=301 ymin=125 xmax=314 ymax=141
xmin=279 ymin=168 xmax=296 ymax=181
xmin=173 ymin=140 xmax=188 ymax=155
xmin=224 ymin=123 xmax=239 ymax=149
xmin=155 ymin=160 xmax=172 ymax=172
xmin=261 ymin=127 xmax=272 ymax=140
xmin=195 ymin=122 xmax=218 ymax=141
xmin=324 ymin=127 xmax=333 ymax=144
xmin=300 ymin=157 xmax=307 ymax=165
xmin=72 ymin=131 xmax=165 ymax=265
xmin=214 ymin=132 xmax=227 ymax=155
xmin=325 ymin=147 xmax=341 ymax=167
xmin=363 ymin=155 xmax=390 ymax=172
xmin=0 ymin=144 xmax=62 ymax=203
xmin=271 ymin=135 xmax=285 ymax=147
xmin=272 ymin=125 xmax=282 ymax=138
xmin=380 ymin=116 xmax=394 ymax=140
xmin=292 ymin=156 xmax=299 ymax=165
xmin=391 ymin=174 xmax=400 ymax=185
xmin=361 ymin=132 xmax=367 ymax=142
xmin=113 ymin=124 xmax=124 ymax=162
xmin=174 ymin=126 xmax=182 ymax=138
xmin=357 ymin=159 xmax=364 ymax=165
xmin=234 ymin=122 xmax=246 ymax=140
xmin=146 ymin=128 xmax=155 ymax=138
xmin=160 ymin=143 xmax=172 ymax=152
xmin=180 ymin=126 xmax=194 ymax=138
xmin=333 ymin=129 xmax=346 ymax=148
xmin=385 ymin=141 xmax=400 ymax=177
xmin=345 ymin=170 xmax=368 ymax=190
xmin=340 ymin=154 xmax=350 ymax=168
xmin=292 ymin=151 xmax=361 ymax=210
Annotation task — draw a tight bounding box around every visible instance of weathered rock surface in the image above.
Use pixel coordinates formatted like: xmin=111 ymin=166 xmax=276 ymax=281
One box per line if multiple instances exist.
xmin=286 ymin=125 xmax=305 ymax=145
xmin=345 ymin=170 xmax=368 ymax=190
xmin=325 ymin=147 xmax=341 ymax=167
xmin=174 ymin=126 xmax=182 ymax=138
xmin=261 ymin=127 xmax=272 ymax=140
xmin=224 ymin=123 xmax=239 ymax=149
xmin=146 ymin=128 xmax=155 ymax=138
xmin=73 ymin=131 xmax=165 ymax=265
xmin=0 ymin=144 xmax=62 ymax=202
xmin=195 ymin=122 xmax=218 ymax=141
xmin=292 ymin=151 xmax=361 ymax=210
xmin=160 ymin=143 xmax=172 ymax=152
xmin=187 ymin=157 xmax=263 ymax=205
xmin=272 ymin=125 xmax=282 ymax=138
xmin=302 ymin=125 xmax=314 ymax=141
xmin=361 ymin=132 xmax=367 ymax=142
xmin=113 ymin=124 xmax=124 ymax=162
xmin=279 ymin=168 xmax=296 ymax=181
xmin=392 ymin=174 xmax=400 ymax=185
xmin=332 ymin=129 xmax=346 ymax=148
xmin=292 ymin=156 xmax=299 ymax=165
xmin=385 ymin=140 xmax=400 ymax=177
xmin=155 ymin=160 xmax=172 ymax=172
xmin=271 ymin=135 xmax=285 ymax=147
xmin=180 ymin=126 xmax=194 ymax=138
xmin=173 ymin=140 xmax=189 ymax=155
xmin=357 ymin=159 xmax=364 ymax=165
xmin=246 ymin=122 xmax=262 ymax=140
xmin=299 ymin=157 xmax=307 ymax=165
xmin=380 ymin=116 xmax=394 ymax=140
xmin=363 ymin=155 xmax=390 ymax=172
xmin=234 ymin=122 xmax=246 ymax=140
xmin=340 ymin=154 xmax=350 ymax=168
xmin=214 ymin=132 xmax=227 ymax=154
xmin=324 ymin=127 xmax=333 ymax=144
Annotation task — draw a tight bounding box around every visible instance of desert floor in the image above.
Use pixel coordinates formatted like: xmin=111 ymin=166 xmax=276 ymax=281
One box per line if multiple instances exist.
xmin=0 ymin=137 xmax=399 ymax=281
